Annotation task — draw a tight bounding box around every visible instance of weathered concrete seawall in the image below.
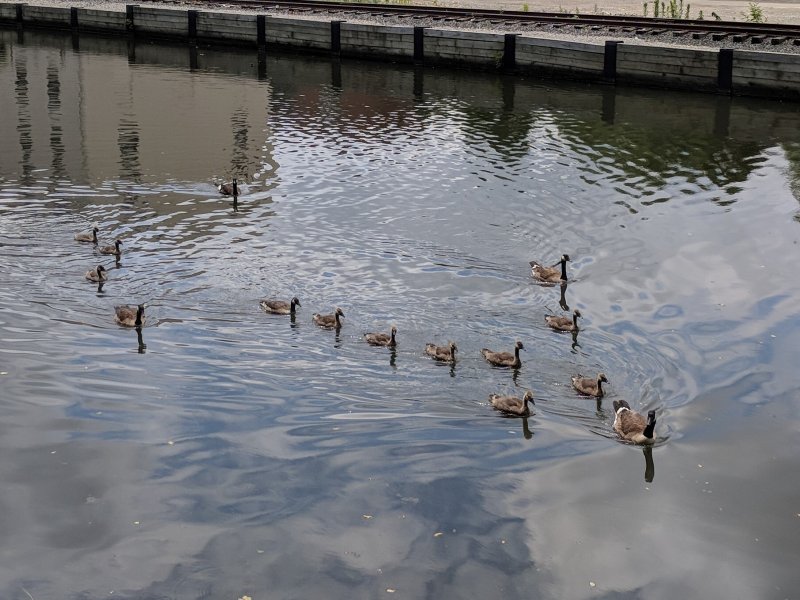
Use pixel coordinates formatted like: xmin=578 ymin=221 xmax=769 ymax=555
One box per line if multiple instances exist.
xmin=1 ymin=2 xmax=798 ymax=100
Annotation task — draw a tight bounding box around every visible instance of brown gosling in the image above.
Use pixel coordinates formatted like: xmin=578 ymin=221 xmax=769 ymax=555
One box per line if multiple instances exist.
xmin=218 ymin=178 xmax=239 ymax=196
xmin=85 ymin=264 xmax=107 ymax=282
xmin=425 ymin=341 xmax=457 ymax=362
xmin=99 ymin=239 xmax=122 ymax=256
xmin=613 ymin=400 xmax=657 ymax=445
xmin=75 ymin=226 xmax=99 ymax=243
xmin=490 ymin=390 xmax=535 ymax=417
xmin=572 ymin=372 xmax=608 ymax=398
xmin=114 ymin=304 xmax=145 ymax=328
xmin=313 ymin=307 xmax=344 ymax=329
xmin=481 ymin=340 xmax=524 ymax=368
xmin=260 ymin=296 xmax=301 ymax=315
xmin=530 ymin=253 xmax=570 ymax=283
xmin=545 ymin=308 xmax=582 ymax=332
xmin=364 ymin=325 xmax=397 ymax=347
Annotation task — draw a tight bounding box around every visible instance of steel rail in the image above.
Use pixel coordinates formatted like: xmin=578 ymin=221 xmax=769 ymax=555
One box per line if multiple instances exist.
xmin=170 ymin=0 xmax=800 ymax=38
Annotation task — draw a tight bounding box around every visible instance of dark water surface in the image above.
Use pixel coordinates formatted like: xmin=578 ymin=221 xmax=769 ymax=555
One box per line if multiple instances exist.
xmin=1 ymin=29 xmax=799 ymax=600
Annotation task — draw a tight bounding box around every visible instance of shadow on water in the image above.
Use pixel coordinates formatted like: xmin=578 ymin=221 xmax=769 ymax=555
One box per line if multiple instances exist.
xmin=1 ymin=26 xmax=800 ymax=600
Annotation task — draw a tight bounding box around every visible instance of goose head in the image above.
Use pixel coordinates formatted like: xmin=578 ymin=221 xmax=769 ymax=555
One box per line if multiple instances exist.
xmin=573 ymin=309 xmax=582 ymax=319
xmin=335 ymin=307 xmax=345 ymax=318
xmin=449 ymin=341 xmax=458 ymax=354
xmin=523 ymin=390 xmax=535 ymax=404
xmin=598 ymin=373 xmax=609 ymax=384
xmin=515 ymin=340 xmax=525 ymax=351
xmin=561 ymin=254 xmax=571 ymax=263
xmin=291 ymin=296 xmax=301 ymax=308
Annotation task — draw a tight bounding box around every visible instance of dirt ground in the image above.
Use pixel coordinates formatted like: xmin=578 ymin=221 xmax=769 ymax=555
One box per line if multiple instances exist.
xmin=437 ymin=0 xmax=800 ymax=23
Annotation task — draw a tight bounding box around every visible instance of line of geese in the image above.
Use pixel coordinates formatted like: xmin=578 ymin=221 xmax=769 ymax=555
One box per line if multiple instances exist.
xmin=74 ymin=221 xmax=657 ymax=446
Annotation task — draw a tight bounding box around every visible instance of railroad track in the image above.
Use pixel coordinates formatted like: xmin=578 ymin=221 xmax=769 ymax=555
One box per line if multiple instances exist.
xmin=161 ymin=0 xmax=800 ymax=45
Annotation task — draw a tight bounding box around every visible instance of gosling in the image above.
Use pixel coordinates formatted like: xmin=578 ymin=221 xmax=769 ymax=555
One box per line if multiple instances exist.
xmin=490 ymin=390 xmax=535 ymax=417
xmin=481 ymin=340 xmax=524 ymax=368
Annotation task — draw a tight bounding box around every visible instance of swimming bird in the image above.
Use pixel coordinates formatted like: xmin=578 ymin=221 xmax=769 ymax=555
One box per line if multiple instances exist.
xmin=572 ymin=372 xmax=608 ymax=398
xmin=99 ymin=239 xmax=122 ymax=256
xmin=545 ymin=308 xmax=582 ymax=332
xmin=481 ymin=340 xmax=524 ymax=368
xmin=613 ymin=400 xmax=656 ymax=445
xmin=75 ymin=226 xmax=99 ymax=243
xmin=364 ymin=325 xmax=397 ymax=347
xmin=114 ymin=304 xmax=145 ymax=328
xmin=85 ymin=265 xmax=107 ymax=282
xmin=313 ymin=307 xmax=344 ymax=329
xmin=490 ymin=390 xmax=534 ymax=416
xmin=425 ymin=341 xmax=457 ymax=362
xmin=218 ymin=178 xmax=239 ymax=196
xmin=530 ymin=253 xmax=570 ymax=283
xmin=260 ymin=297 xmax=301 ymax=315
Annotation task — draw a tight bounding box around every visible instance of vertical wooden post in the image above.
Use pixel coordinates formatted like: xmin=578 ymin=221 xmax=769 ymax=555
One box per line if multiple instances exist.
xmin=503 ymin=33 xmax=517 ymax=72
xmin=414 ymin=26 xmax=425 ymax=63
xmin=718 ymin=48 xmax=733 ymax=94
xmin=603 ymin=40 xmax=622 ymax=81
xmin=331 ymin=20 xmax=341 ymax=54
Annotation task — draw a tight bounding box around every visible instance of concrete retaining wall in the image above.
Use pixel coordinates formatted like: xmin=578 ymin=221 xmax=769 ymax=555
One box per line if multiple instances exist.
xmin=265 ymin=16 xmax=330 ymax=50
xmin=732 ymin=50 xmax=800 ymax=99
xmin=197 ymin=11 xmax=257 ymax=45
xmin=341 ymin=23 xmax=414 ymax=59
xmin=1 ymin=2 xmax=799 ymax=101
xmin=132 ymin=6 xmax=187 ymax=38
xmin=617 ymin=44 xmax=719 ymax=90
xmin=517 ymin=37 xmax=605 ymax=78
xmin=78 ymin=8 xmax=126 ymax=32
xmin=22 ymin=5 xmax=71 ymax=27
xmin=424 ymin=29 xmax=506 ymax=68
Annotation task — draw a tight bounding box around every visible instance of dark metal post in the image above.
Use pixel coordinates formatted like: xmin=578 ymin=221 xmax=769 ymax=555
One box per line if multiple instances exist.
xmin=603 ymin=40 xmax=622 ymax=81
xmin=70 ymin=7 xmax=78 ymax=29
xmin=331 ymin=20 xmax=342 ymax=54
xmin=503 ymin=33 xmax=517 ymax=72
xmin=15 ymin=3 xmax=24 ymax=24
xmin=125 ymin=5 xmax=135 ymax=33
xmin=188 ymin=10 xmax=197 ymax=40
xmin=257 ymin=14 xmax=266 ymax=47
xmin=718 ymin=48 xmax=733 ymax=93
xmin=413 ymin=26 xmax=425 ymax=63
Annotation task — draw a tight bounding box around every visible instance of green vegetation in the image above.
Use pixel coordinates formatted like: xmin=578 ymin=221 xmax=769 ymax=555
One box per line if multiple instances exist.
xmin=522 ymin=3 xmax=529 ymax=11
xmin=744 ymin=2 xmax=766 ymax=22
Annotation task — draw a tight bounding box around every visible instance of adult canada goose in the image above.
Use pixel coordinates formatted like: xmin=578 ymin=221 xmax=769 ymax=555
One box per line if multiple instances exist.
xmin=364 ymin=325 xmax=397 ymax=347
xmin=572 ymin=372 xmax=608 ymax=398
xmin=75 ymin=226 xmax=99 ymax=243
xmin=425 ymin=341 xmax=457 ymax=362
xmin=313 ymin=307 xmax=344 ymax=329
xmin=260 ymin=297 xmax=301 ymax=315
xmin=545 ymin=309 xmax=582 ymax=332
xmin=85 ymin=264 xmax=107 ymax=282
xmin=613 ymin=400 xmax=657 ymax=445
xmin=99 ymin=239 xmax=122 ymax=256
xmin=114 ymin=304 xmax=145 ymax=328
xmin=490 ymin=390 xmax=534 ymax=417
xmin=481 ymin=340 xmax=524 ymax=368
xmin=530 ymin=253 xmax=570 ymax=283
xmin=218 ymin=178 xmax=239 ymax=196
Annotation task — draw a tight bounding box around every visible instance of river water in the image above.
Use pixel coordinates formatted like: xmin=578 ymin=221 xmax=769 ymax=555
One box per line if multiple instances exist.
xmin=0 ymin=28 xmax=799 ymax=600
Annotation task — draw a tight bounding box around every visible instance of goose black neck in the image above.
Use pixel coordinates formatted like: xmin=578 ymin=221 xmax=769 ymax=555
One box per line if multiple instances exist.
xmin=560 ymin=259 xmax=568 ymax=281
xmin=135 ymin=306 xmax=144 ymax=327
xmin=572 ymin=313 xmax=579 ymax=327
xmin=596 ymin=378 xmax=604 ymax=396
xmin=390 ymin=330 xmax=396 ymax=345
xmin=290 ymin=300 xmax=297 ymax=314
xmin=643 ymin=418 xmax=656 ymax=439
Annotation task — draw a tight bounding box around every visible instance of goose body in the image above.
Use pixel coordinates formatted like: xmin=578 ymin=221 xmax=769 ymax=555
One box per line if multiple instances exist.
xmin=75 ymin=226 xmax=99 ymax=243
xmin=572 ymin=373 xmax=608 ymax=398
xmin=425 ymin=341 xmax=457 ymax=362
xmin=313 ymin=307 xmax=344 ymax=329
xmin=545 ymin=309 xmax=581 ymax=332
xmin=481 ymin=340 xmax=524 ymax=368
xmin=218 ymin=178 xmax=239 ymax=196
xmin=260 ymin=297 xmax=301 ymax=315
xmin=530 ymin=254 xmax=570 ymax=283
xmin=114 ymin=304 xmax=145 ymax=328
xmin=99 ymin=239 xmax=123 ymax=256
xmin=490 ymin=390 xmax=534 ymax=416
xmin=365 ymin=326 xmax=397 ymax=347
xmin=613 ymin=400 xmax=656 ymax=445
xmin=85 ymin=265 xmax=107 ymax=282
